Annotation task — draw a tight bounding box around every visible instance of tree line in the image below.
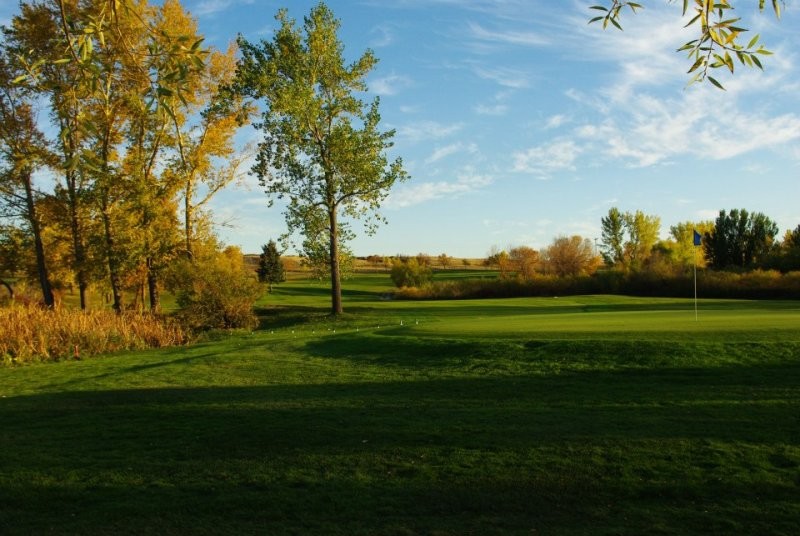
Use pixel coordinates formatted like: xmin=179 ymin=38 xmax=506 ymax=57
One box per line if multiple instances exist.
xmin=445 ymin=206 xmax=799 ymax=287
xmin=0 ymin=0 xmax=255 ymax=313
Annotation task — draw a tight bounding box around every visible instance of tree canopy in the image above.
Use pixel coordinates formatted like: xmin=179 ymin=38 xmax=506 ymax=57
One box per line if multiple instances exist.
xmin=590 ymin=0 xmax=782 ymax=88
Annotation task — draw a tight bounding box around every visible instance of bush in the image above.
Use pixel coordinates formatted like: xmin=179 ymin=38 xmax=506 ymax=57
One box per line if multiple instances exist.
xmin=169 ymin=250 xmax=262 ymax=332
xmin=392 ymin=269 xmax=800 ymax=301
xmin=0 ymin=304 xmax=187 ymax=364
xmin=390 ymin=258 xmax=432 ymax=288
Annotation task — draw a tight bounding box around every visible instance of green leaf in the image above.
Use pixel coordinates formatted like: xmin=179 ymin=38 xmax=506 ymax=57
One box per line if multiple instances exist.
xmin=707 ymin=76 xmax=725 ymax=90
xmin=589 ymin=5 xmax=608 ymax=11
xmin=747 ymin=34 xmax=760 ymax=49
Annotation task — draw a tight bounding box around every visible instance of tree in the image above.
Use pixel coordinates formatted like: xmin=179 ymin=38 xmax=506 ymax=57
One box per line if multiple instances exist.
xmin=233 ymin=3 xmax=407 ymax=315
xmin=508 ymin=246 xmax=539 ymax=280
xmin=704 ymin=208 xmax=778 ymax=269
xmin=0 ymin=49 xmax=54 ymax=306
xmin=257 ymin=240 xmax=285 ymax=292
xmin=624 ymin=210 xmax=661 ymax=270
xmin=437 ymin=253 xmax=452 ymax=270
xmin=600 ymin=207 xmax=659 ymax=270
xmin=600 ymin=207 xmax=626 ymax=267
xmin=589 ymin=1 xmax=781 ymax=89
xmin=776 ymin=224 xmax=800 ymax=272
xmin=667 ymin=220 xmax=715 ymax=268
xmin=542 ymin=235 xmax=601 ymax=277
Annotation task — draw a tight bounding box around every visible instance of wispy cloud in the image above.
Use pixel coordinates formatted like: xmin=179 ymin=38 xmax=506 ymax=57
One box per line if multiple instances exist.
xmin=396 ymin=120 xmax=464 ymax=142
xmin=467 ymin=22 xmax=549 ymax=47
xmin=387 ymin=167 xmax=493 ymax=208
xmin=513 ymin=140 xmax=582 ymax=177
xmin=544 ymin=114 xmax=569 ymax=129
xmin=424 ymin=142 xmax=478 ymax=164
xmin=370 ymin=24 xmax=395 ymax=47
xmin=193 ymin=0 xmax=253 ymax=17
xmin=371 ymin=73 xmax=413 ymax=96
xmin=575 ymin=89 xmax=800 ymax=167
xmin=474 ymin=103 xmax=508 ymax=116
xmin=473 ymin=65 xmax=529 ymax=88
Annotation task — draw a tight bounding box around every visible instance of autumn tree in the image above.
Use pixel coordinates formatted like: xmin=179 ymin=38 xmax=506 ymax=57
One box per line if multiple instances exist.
xmin=0 ymin=49 xmax=54 ymax=306
xmin=668 ymin=220 xmax=715 ymax=268
xmin=508 ymin=246 xmax=539 ymax=280
xmin=233 ymin=3 xmax=407 ymax=315
xmin=624 ymin=210 xmax=661 ymax=270
xmin=541 ymin=235 xmax=600 ymax=277
xmin=589 ymin=0 xmax=781 ymax=89
xmin=600 ymin=208 xmax=660 ymax=270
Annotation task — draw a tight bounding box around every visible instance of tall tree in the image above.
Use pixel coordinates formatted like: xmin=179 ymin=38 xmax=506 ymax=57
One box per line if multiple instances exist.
xmin=624 ymin=210 xmax=661 ymax=270
xmin=704 ymin=208 xmax=778 ymax=269
xmin=0 ymin=49 xmax=54 ymax=306
xmin=600 ymin=207 xmax=626 ymax=267
xmin=234 ymin=3 xmax=407 ymax=315
xmin=600 ymin=207 xmax=660 ymax=270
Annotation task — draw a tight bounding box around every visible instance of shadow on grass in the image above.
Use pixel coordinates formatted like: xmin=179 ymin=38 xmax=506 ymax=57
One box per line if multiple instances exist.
xmin=2 ymin=361 xmax=799 ymax=535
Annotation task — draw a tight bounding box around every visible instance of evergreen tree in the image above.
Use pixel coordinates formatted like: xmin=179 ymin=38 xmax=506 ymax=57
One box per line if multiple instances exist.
xmin=257 ymin=240 xmax=285 ymax=292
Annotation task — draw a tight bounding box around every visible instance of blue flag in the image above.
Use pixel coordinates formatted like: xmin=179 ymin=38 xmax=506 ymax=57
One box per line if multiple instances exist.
xmin=693 ymin=230 xmax=702 ymax=246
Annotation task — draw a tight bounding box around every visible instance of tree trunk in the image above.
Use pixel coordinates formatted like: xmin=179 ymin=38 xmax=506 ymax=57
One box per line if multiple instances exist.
xmin=185 ymin=180 xmax=194 ymax=260
xmin=1 ymin=279 xmax=13 ymax=300
xmin=328 ymin=205 xmax=343 ymax=315
xmin=99 ymin=194 xmax=123 ymax=313
xmin=66 ymin=169 xmax=88 ymax=309
xmin=147 ymin=256 xmax=160 ymax=313
xmin=22 ymin=168 xmax=54 ymax=307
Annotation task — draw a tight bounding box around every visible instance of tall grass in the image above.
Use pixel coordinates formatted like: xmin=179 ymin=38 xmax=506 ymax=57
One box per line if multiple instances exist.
xmin=0 ymin=304 xmax=188 ymax=364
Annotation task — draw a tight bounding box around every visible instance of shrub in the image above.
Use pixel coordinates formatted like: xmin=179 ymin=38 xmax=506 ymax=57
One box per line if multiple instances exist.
xmin=169 ymin=250 xmax=262 ymax=332
xmin=390 ymin=258 xmax=432 ymax=288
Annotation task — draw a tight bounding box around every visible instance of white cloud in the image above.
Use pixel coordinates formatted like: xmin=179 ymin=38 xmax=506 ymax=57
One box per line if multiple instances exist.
xmin=513 ymin=140 xmax=582 ymax=176
xmin=424 ymin=142 xmax=478 ymax=164
xmin=194 ymin=0 xmax=253 ymax=16
xmin=371 ymin=73 xmax=413 ymax=96
xmin=576 ymin=89 xmax=800 ymax=167
xmin=396 ymin=120 xmax=464 ymax=142
xmin=474 ymin=104 xmax=508 ymax=116
xmin=467 ymin=22 xmax=549 ymax=47
xmin=387 ymin=167 xmax=493 ymax=208
xmin=472 ymin=65 xmax=529 ymax=89
xmin=544 ymin=114 xmax=569 ymax=129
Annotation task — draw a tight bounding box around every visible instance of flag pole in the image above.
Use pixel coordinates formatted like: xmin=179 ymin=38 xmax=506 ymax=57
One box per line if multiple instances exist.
xmin=693 ymin=229 xmax=700 ymax=322
xmin=694 ymin=246 xmax=698 ymax=322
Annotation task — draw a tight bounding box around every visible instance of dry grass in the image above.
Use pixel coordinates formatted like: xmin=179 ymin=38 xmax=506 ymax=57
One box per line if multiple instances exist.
xmin=0 ymin=304 xmax=188 ymax=364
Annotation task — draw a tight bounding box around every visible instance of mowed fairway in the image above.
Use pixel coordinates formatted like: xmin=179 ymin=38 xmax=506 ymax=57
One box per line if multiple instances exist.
xmin=1 ymin=274 xmax=799 ymax=535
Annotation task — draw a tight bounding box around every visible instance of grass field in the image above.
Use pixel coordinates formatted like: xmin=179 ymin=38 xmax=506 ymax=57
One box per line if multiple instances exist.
xmin=2 ymin=274 xmax=799 ymax=535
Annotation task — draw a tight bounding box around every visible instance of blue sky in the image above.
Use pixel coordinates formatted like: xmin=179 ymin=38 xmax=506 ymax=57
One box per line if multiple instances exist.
xmin=3 ymin=1 xmax=799 ymax=258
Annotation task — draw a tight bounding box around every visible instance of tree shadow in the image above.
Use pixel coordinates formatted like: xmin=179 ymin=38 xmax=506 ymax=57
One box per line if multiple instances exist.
xmin=2 ymin=361 xmax=799 ymax=534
